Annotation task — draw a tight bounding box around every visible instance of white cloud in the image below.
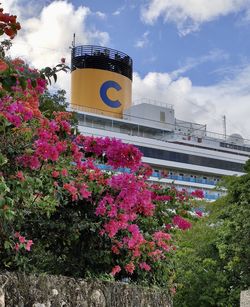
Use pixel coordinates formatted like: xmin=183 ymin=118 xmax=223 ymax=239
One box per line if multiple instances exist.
xmin=1 ymin=0 xmax=20 ymax=14
xmin=171 ymin=49 xmax=229 ymax=79
xmin=142 ymin=0 xmax=250 ymax=35
xmin=132 ymin=65 xmax=250 ymax=138
xmin=112 ymin=5 xmax=126 ymax=16
xmin=94 ymin=11 xmax=107 ymax=19
xmin=135 ymin=31 xmax=150 ymax=48
xmin=2 ymin=0 xmax=110 ymax=98
xmin=2 ymin=1 xmax=249 ymax=138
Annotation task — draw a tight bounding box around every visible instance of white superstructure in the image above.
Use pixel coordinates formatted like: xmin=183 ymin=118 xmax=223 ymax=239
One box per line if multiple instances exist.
xmin=73 ymin=100 xmax=250 ymax=201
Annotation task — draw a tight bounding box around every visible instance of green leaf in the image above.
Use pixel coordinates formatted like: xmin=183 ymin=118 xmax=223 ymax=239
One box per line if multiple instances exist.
xmin=0 ymin=153 xmax=8 ymax=166
xmin=31 ymin=79 xmax=37 ymax=88
xmin=44 ymin=67 xmax=52 ymax=74
xmin=53 ymin=73 xmax=57 ymax=83
xmin=19 ymin=76 xmax=27 ymax=90
xmin=2 ymin=76 xmax=16 ymax=91
xmin=4 ymin=240 xmax=12 ymax=250
xmin=0 ymin=180 xmax=10 ymax=195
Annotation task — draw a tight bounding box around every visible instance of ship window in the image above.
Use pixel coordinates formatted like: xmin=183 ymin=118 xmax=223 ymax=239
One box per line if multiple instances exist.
xmin=160 ymin=112 xmax=165 ymax=122
xmin=136 ymin=146 xmax=244 ymax=173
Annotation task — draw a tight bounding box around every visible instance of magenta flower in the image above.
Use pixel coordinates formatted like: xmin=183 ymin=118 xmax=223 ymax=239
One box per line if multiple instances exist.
xmin=172 ymin=215 xmax=192 ymax=230
xmin=191 ymin=189 xmax=204 ymax=198
xmin=195 ymin=210 xmax=203 ymax=217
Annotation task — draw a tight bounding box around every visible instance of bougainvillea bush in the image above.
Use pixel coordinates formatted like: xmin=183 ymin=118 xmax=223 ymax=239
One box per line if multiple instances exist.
xmin=0 ymin=5 xmax=204 ymax=290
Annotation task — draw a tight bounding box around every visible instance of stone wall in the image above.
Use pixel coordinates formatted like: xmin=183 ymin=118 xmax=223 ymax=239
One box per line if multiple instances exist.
xmin=240 ymin=289 xmax=250 ymax=307
xmin=0 ymin=272 xmax=172 ymax=307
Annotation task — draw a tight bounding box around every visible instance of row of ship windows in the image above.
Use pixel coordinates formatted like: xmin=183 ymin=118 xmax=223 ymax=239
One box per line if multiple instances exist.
xmin=137 ymin=146 xmax=244 ymax=172
xmin=220 ymin=142 xmax=250 ymax=152
xmin=97 ymin=164 xmax=221 ymax=187
xmin=152 ymin=169 xmax=221 ymax=186
xmin=176 ymin=186 xmax=222 ymax=200
xmin=163 ymin=184 xmax=223 ymax=200
xmin=97 ymin=164 xmax=222 ymax=200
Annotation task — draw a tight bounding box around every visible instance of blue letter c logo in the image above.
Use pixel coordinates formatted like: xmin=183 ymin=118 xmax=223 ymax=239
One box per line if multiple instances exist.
xmin=100 ymin=80 xmax=122 ymax=108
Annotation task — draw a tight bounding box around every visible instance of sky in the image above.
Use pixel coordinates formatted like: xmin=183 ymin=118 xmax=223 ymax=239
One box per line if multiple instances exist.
xmin=3 ymin=0 xmax=250 ymax=138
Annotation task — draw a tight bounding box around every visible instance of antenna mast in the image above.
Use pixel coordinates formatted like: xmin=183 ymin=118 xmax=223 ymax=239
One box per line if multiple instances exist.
xmin=72 ymin=33 xmax=76 ymax=48
xmin=223 ymin=115 xmax=227 ymax=140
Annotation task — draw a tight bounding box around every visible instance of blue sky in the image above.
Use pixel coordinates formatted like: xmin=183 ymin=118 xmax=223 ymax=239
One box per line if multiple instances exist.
xmin=78 ymin=0 xmax=250 ymax=86
xmin=3 ymin=0 xmax=250 ymax=137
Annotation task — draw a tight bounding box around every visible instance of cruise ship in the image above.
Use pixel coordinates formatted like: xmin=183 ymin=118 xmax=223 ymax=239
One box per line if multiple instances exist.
xmin=70 ymin=45 xmax=250 ymax=201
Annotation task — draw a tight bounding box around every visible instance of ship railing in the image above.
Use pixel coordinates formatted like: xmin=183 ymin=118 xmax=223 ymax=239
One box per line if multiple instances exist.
xmin=72 ymin=45 xmax=132 ymax=66
xmin=96 ymin=163 xmax=221 ymax=200
xmin=133 ymin=98 xmax=173 ymax=109
xmin=71 ymin=104 xmax=250 ymax=154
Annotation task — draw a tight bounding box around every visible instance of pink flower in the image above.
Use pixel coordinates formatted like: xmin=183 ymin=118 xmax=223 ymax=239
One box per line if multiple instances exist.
xmin=95 ymin=202 xmax=107 ymax=216
xmin=139 ymin=262 xmax=151 ymax=271
xmin=60 ymin=120 xmax=71 ymax=134
xmin=63 ymin=183 xmax=78 ymax=201
xmin=14 ymin=243 xmax=20 ymax=251
xmin=79 ymin=184 xmax=91 ymax=199
xmin=14 ymin=232 xmax=20 ymax=238
xmin=137 ymin=163 xmax=153 ymax=178
xmin=111 ymin=265 xmax=121 ymax=276
xmin=96 ymin=195 xmax=114 ymax=216
xmin=103 ymin=220 xmax=124 ymax=238
xmin=18 ymin=236 xmax=26 ymax=243
xmin=170 ymin=287 xmax=176 ymax=295
xmin=25 ymin=240 xmax=33 ymax=251
xmin=152 ymin=194 xmax=172 ymax=202
xmin=29 ymin=156 xmax=41 ymax=169
xmin=16 ymin=171 xmax=25 ymax=181
xmin=61 ymin=169 xmax=68 ymax=176
xmin=0 ymin=59 xmax=8 ymax=72
xmin=191 ymin=189 xmax=204 ymax=199
xmin=99 ymin=229 xmax=105 ymax=236
xmin=172 ymin=215 xmax=192 ymax=230
xmin=49 ymin=120 xmax=59 ymax=132
xmin=18 ymin=155 xmax=41 ymax=170
xmin=148 ymin=249 xmax=164 ymax=260
xmin=111 ymin=245 xmax=120 ymax=255
xmin=52 ymin=170 xmax=60 ymax=178
xmin=105 ymin=138 xmax=142 ymax=171
xmin=195 ymin=210 xmax=203 ymax=217
xmin=124 ymin=262 xmax=135 ymax=274
xmin=153 ymin=231 xmax=171 ymax=241
xmin=132 ymin=248 xmax=141 ymax=258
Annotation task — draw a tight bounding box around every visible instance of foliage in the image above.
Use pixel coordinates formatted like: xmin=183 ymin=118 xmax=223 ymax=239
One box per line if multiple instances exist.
xmin=173 ymin=171 xmax=250 ymax=306
xmin=39 ymin=89 xmax=78 ymax=126
xmin=39 ymin=89 xmax=68 ymax=116
xmin=0 ymin=4 xmax=203 ymax=292
xmin=40 ymin=60 xmax=70 ymax=85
